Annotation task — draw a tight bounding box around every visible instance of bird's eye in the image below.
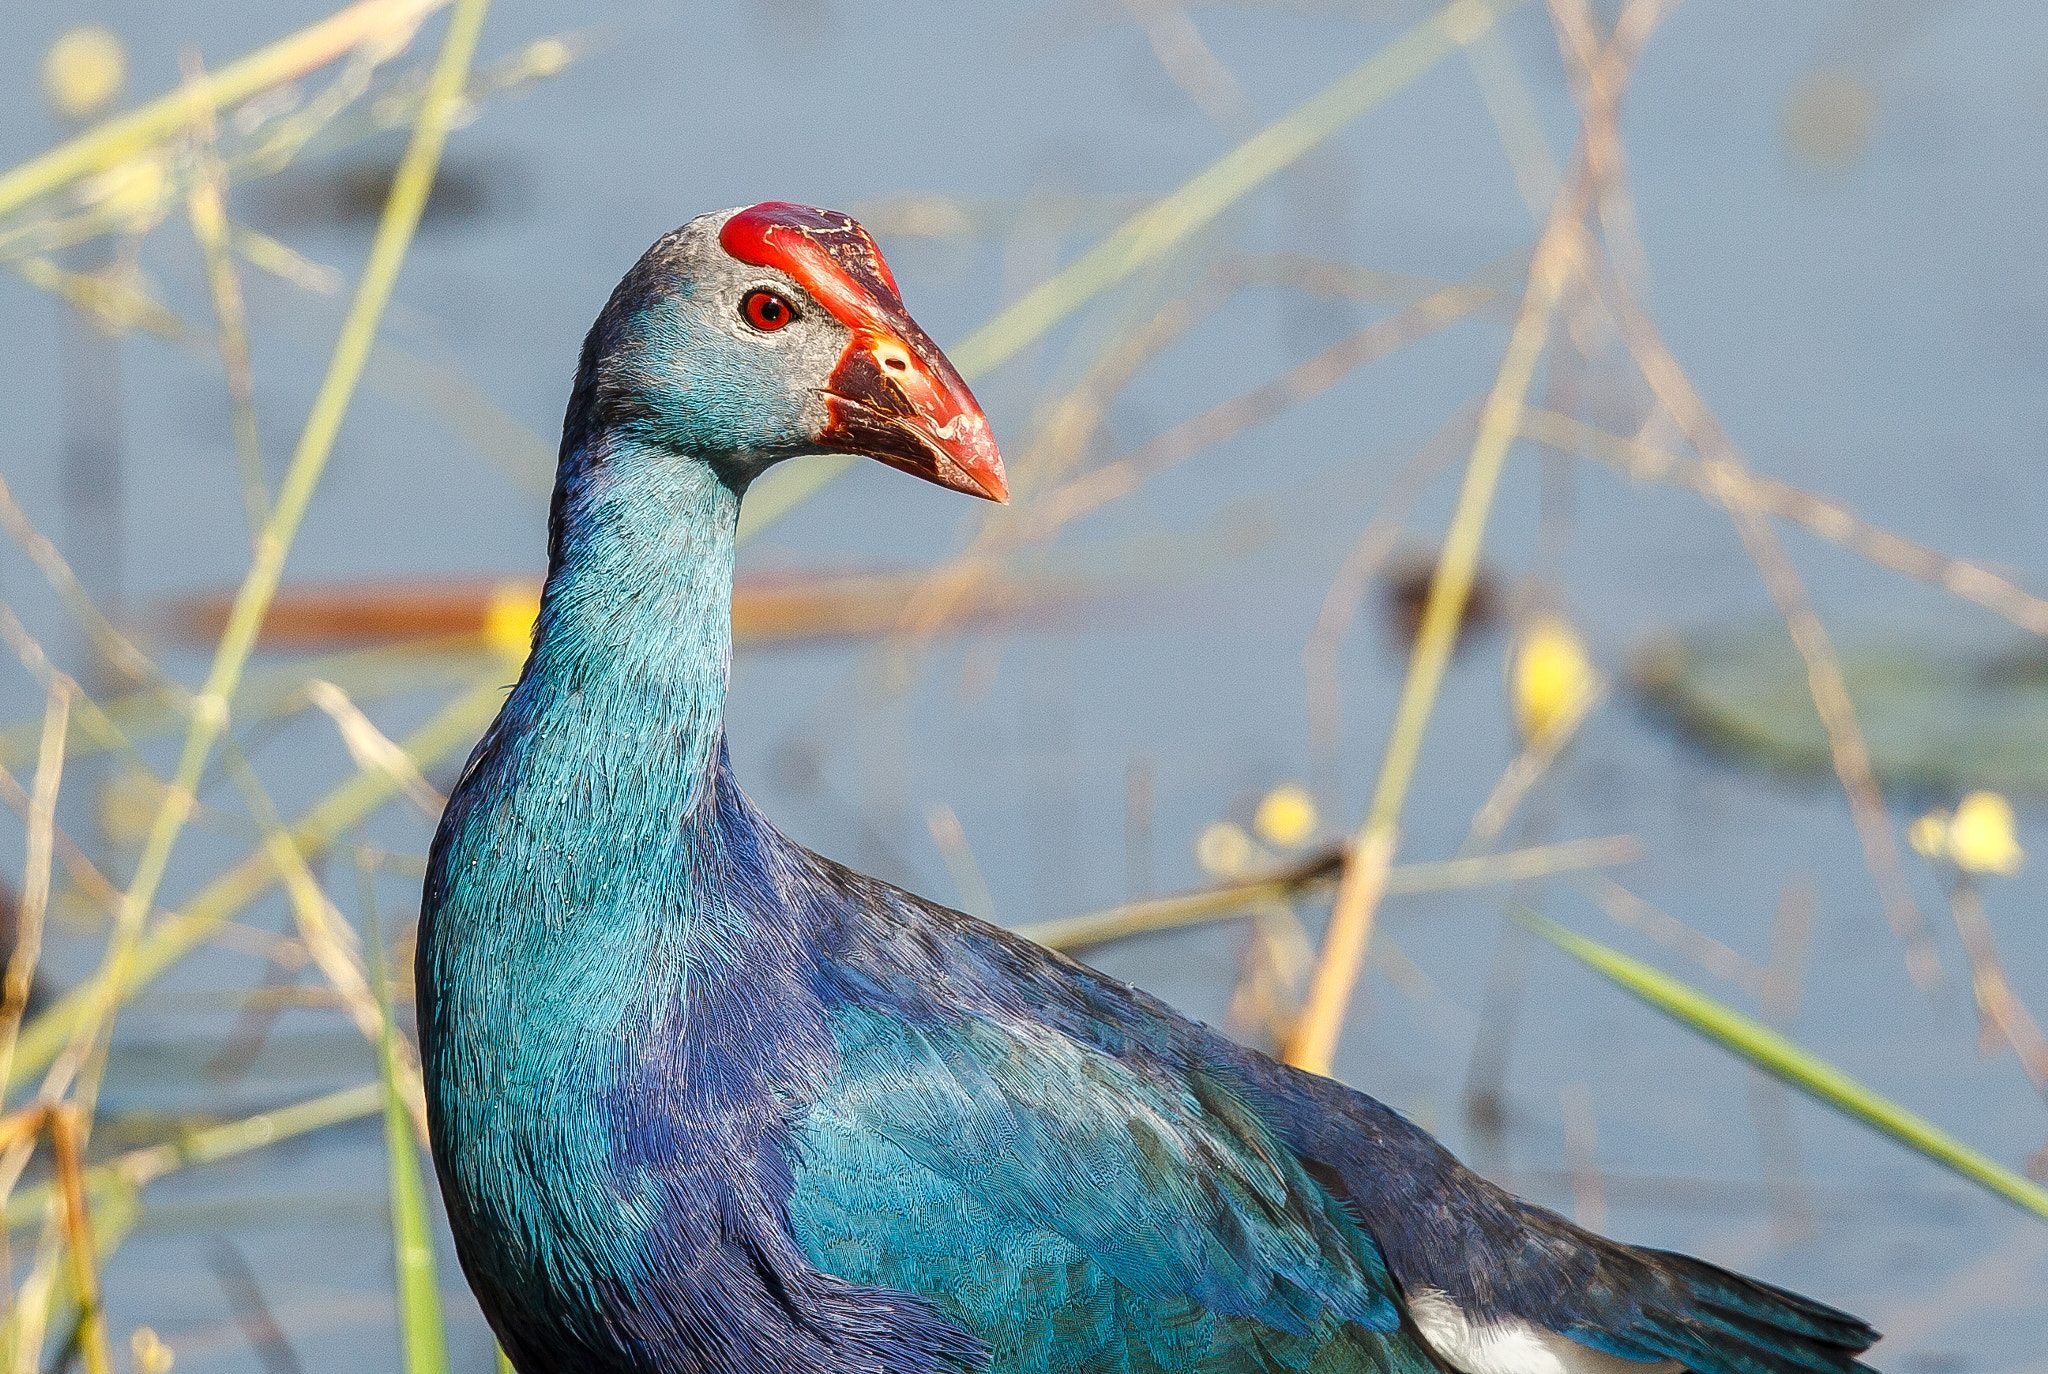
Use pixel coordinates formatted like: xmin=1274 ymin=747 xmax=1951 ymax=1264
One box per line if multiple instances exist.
xmin=742 ymin=290 xmax=795 ymax=332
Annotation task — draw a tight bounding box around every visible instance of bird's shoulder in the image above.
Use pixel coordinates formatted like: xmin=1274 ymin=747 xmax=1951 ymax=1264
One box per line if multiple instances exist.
xmin=778 ymin=852 xmax=1411 ymax=1337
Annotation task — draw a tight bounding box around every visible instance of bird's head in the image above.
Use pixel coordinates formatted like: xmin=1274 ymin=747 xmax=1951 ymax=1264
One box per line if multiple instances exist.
xmin=565 ymin=202 xmax=1006 ymax=503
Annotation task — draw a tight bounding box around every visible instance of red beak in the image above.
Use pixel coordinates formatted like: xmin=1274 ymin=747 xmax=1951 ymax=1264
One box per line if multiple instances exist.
xmin=816 ymin=326 xmax=1007 ymax=503
xmin=720 ymin=203 xmax=1008 ymax=503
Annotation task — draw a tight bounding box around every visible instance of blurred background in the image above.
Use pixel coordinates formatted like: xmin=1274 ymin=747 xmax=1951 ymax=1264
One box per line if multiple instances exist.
xmin=1 ymin=0 xmax=2045 ymax=1368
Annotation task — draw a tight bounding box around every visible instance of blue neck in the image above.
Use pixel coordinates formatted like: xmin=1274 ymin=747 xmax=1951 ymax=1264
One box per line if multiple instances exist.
xmin=423 ymin=422 xmax=968 ymax=1372
xmin=426 ymin=431 xmax=750 ymax=1035
xmin=521 ymin=431 xmax=740 ymax=816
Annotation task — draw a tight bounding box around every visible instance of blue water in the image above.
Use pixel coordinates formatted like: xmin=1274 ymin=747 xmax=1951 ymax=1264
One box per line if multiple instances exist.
xmin=2 ymin=0 xmax=2046 ymax=1367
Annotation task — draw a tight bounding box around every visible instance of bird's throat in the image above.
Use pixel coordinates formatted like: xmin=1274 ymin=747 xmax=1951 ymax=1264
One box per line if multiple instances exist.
xmin=522 ymin=433 xmax=741 ymax=811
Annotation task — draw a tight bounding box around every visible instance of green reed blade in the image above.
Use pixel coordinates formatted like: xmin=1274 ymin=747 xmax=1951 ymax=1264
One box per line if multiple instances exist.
xmin=0 ymin=0 xmax=456 ymax=221
xmin=367 ymin=874 xmax=449 ymax=1374
xmin=1513 ymin=904 xmax=2048 ymax=1223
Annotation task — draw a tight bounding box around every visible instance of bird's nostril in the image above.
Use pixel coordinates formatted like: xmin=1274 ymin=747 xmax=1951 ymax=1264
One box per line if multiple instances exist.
xmin=884 ymin=356 xmax=908 ymax=372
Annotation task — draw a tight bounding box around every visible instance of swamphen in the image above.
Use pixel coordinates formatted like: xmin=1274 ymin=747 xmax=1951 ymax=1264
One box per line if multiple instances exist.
xmin=418 ymin=203 xmax=1881 ymax=1374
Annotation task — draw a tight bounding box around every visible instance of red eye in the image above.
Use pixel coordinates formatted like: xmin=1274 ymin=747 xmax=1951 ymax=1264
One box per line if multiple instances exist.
xmin=742 ymin=290 xmax=794 ymax=331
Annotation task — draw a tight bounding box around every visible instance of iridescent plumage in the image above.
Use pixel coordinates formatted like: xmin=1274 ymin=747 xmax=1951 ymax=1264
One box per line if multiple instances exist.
xmin=418 ymin=206 xmax=1881 ymax=1374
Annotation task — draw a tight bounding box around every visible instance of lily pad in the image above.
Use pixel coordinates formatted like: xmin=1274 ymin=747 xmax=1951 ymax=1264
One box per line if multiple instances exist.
xmin=1631 ymin=624 xmax=2048 ymax=799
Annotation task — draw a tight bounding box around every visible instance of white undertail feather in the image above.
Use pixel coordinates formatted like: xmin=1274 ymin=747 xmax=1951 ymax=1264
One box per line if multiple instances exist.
xmin=1406 ymin=1288 xmax=1684 ymax=1374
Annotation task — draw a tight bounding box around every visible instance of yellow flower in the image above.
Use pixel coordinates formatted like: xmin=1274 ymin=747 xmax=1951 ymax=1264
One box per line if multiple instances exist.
xmin=129 ymin=1327 xmax=174 ymax=1374
xmin=42 ymin=25 xmax=126 ymax=122
xmin=1947 ymin=790 xmax=2025 ymax=876
xmin=1196 ymin=821 xmax=1255 ymax=879
xmin=1253 ymin=784 xmax=1318 ymax=850
xmin=1510 ymin=614 xmax=1596 ymax=745
xmin=518 ymin=36 xmax=576 ymax=80
xmin=482 ymin=580 xmax=541 ymax=656
xmin=1907 ymin=809 xmax=1950 ymax=860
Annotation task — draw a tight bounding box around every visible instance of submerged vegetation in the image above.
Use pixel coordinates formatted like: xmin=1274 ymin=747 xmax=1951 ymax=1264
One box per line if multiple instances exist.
xmin=0 ymin=0 xmax=2042 ymax=1366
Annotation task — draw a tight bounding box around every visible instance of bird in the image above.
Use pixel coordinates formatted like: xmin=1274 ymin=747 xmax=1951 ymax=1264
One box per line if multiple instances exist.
xmin=416 ymin=203 xmax=1881 ymax=1374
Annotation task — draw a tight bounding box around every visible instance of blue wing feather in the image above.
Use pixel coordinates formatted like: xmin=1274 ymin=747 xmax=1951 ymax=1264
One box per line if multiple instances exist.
xmin=785 ymin=846 xmax=1879 ymax=1374
xmin=787 ymin=1088 xmax=1443 ymax=1374
xmin=812 ymin=1002 xmax=1397 ymax=1335
xmin=778 ymin=873 xmax=1447 ymax=1371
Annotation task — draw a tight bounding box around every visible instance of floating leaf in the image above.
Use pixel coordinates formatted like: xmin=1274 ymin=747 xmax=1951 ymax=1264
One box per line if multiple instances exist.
xmin=1633 ymin=624 xmax=2048 ymax=797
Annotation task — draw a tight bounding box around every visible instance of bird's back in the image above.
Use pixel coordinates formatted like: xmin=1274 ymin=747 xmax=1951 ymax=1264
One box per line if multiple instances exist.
xmin=726 ymin=782 xmax=1881 ymax=1374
